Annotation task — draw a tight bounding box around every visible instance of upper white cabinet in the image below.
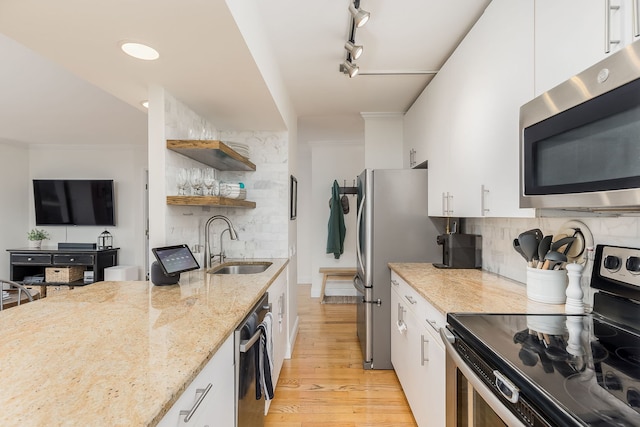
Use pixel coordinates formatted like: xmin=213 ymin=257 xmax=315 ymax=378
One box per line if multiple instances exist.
xmin=405 ymin=0 xmax=535 ymax=218
xmin=535 ymin=0 xmax=640 ymax=96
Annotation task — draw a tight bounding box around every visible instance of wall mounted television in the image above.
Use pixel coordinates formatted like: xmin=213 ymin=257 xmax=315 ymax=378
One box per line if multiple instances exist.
xmin=33 ymin=179 xmax=116 ymax=226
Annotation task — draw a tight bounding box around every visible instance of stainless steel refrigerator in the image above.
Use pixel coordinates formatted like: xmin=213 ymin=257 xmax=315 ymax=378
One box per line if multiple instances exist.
xmin=353 ymin=168 xmax=441 ymax=369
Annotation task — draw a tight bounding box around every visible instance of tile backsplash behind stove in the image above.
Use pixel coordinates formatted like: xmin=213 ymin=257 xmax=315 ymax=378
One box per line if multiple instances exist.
xmin=466 ymin=216 xmax=640 ymax=307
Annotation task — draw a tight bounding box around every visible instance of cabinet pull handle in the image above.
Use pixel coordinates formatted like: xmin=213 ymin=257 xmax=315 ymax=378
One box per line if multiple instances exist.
xmin=605 ymin=0 xmax=621 ymax=53
xmin=396 ymin=303 xmax=407 ymax=333
xmin=442 ymin=192 xmax=447 ymax=216
xmin=634 ymin=0 xmax=640 ymax=37
xmin=391 ymin=279 xmax=399 ymax=287
xmin=426 ymin=319 xmax=439 ymax=333
xmin=27 ymin=258 xmax=32 ymax=261
xmin=481 ymin=185 xmax=490 ymax=216
xmin=447 ymin=193 xmax=454 ymax=215
xmin=179 ymin=383 xmax=213 ymax=422
xmin=421 ymin=334 xmax=429 ymax=365
xmin=70 ymin=258 xmax=75 ymax=262
xmin=405 ymin=295 xmax=417 ymax=305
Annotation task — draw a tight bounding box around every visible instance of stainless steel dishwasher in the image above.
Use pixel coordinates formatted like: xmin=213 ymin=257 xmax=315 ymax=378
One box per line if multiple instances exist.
xmin=235 ymin=293 xmax=269 ymax=427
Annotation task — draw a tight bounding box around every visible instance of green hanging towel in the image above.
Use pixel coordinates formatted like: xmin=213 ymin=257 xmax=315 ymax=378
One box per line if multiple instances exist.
xmin=326 ymin=180 xmax=346 ymax=259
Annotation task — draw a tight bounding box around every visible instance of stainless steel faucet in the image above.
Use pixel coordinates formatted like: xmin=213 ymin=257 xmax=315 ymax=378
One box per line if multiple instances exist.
xmin=204 ymin=215 xmax=239 ymax=268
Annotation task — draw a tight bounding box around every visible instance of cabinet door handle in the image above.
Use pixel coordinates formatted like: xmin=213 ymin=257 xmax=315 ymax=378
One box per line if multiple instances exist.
xmin=605 ymin=0 xmax=621 ymax=53
xmin=391 ymin=279 xmax=399 ymax=287
xmin=179 ymin=383 xmax=213 ymax=422
xmin=634 ymin=0 xmax=640 ymax=37
xmin=405 ymin=295 xmax=417 ymax=305
xmin=421 ymin=334 xmax=429 ymax=365
xmin=481 ymin=185 xmax=490 ymax=216
xmin=70 ymin=258 xmax=75 ymax=262
xmin=426 ymin=319 xmax=440 ymax=333
xmin=27 ymin=258 xmax=32 ymax=261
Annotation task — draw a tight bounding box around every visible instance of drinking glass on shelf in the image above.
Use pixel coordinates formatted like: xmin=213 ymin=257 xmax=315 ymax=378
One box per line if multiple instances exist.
xmin=176 ymin=168 xmax=188 ymax=195
xmin=203 ymin=168 xmax=218 ymax=196
xmin=189 ymin=167 xmax=203 ymax=196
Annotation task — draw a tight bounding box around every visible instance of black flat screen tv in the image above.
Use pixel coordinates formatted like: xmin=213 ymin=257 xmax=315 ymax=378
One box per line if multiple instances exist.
xmin=33 ymin=179 xmax=116 ymax=226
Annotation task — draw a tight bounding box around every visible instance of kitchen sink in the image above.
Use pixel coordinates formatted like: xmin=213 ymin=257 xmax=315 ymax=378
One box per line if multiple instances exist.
xmin=208 ymin=262 xmax=272 ymax=275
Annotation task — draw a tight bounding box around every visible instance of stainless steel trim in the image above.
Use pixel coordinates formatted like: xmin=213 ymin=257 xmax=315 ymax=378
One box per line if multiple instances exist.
xmin=180 ymin=383 xmax=213 ymax=422
xmin=520 ymin=41 xmax=640 ymax=210
xmin=440 ymin=328 xmax=527 ymax=427
xmin=239 ymin=328 xmax=263 ymax=353
xmin=355 ymin=193 xmax=365 ymax=274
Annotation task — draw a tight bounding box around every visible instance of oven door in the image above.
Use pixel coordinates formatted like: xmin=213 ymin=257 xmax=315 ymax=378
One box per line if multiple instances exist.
xmin=441 ymin=328 xmax=526 ymax=427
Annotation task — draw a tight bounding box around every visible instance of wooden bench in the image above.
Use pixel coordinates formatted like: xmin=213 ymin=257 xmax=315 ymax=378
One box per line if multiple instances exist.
xmin=319 ymin=267 xmax=356 ymax=303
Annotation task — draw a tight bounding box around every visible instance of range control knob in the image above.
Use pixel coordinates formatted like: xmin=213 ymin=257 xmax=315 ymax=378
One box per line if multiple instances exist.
xmin=626 ymin=257 xmax=640 ymax=275
xmin=604 ymin=255 xmax=621 ymax=272
xmin=604 ymin=372 xmax=622 ymax=391
xmin=628 ymin=388 xmax=640 ymax=408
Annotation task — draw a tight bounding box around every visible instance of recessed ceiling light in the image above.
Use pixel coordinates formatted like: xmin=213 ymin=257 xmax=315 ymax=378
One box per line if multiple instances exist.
xmin=120 ymin=42 xmax=159 ymax=61
xmin=141 ymin=100 xmax=149 ymax=108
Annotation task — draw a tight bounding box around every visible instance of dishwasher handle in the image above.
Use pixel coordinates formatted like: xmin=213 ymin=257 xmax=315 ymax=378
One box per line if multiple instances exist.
xmin=239 ymin=329 xmax=263 ymax=353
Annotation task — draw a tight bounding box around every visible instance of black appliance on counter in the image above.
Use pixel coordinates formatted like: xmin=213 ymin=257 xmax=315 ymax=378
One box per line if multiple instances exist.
xmin=434 ymin=233 xmax=482 ymax=269
xmin=442 ymin=244 xmax=640 ymax=426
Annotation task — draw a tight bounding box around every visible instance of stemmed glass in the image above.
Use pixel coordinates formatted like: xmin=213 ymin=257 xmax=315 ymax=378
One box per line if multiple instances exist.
xmin=203 ymin=168 xmax=218 ymax=196
xmin=189 ymin=168 xmax=203 ymax=196
xmin=176 ymin=168 xmax=188 ymax=195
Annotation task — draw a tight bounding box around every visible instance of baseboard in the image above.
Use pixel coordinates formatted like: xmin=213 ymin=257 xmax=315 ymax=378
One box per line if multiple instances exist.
xmin=285 ymin=315 xmax=299 ymax=359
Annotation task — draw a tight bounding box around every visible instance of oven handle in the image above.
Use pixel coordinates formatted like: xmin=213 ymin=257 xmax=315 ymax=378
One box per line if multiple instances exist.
xmin=440 ymin=327 xmax=528 ymax=427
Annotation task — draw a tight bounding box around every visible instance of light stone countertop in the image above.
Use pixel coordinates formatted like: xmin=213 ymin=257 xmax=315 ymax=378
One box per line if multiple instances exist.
xmin=388 ymin=263 xmax=567 ymax=315
xmin=0 ymin=258 xmax=288 ymax=427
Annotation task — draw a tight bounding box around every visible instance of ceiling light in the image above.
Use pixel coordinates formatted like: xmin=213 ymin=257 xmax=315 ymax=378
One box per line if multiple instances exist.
xmin=341 ymin=60 xmax=359 ymax=78
xmin=349 ymin=3 xmax=370 ymax=28
xmin=344 ymin=41 xmax=363 ymax=60
xmin=141 ymin=100 xmax=149 ymax=108
xmin=120 ymin=42 xmax=159 ymax=61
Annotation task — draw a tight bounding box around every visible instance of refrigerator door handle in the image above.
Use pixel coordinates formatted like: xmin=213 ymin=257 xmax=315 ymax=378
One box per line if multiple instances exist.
xmin=356 ymin=193 xmax=366 ymax=274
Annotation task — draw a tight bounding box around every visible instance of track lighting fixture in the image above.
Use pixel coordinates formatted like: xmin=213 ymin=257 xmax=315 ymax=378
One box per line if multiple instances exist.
xmin=349 ymin=3 xmax=370 ymax=28
xmin=341 ymin=60 xmax=359 ymax=78
xmin=344 ymin=41 xmax=363 ymax=60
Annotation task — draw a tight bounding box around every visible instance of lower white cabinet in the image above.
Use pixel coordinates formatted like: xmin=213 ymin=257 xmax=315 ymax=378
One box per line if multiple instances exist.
xmin=265 ymin=267 xmax=288 ymax=414
xmin=390 ymin=272 xmax=445 ymax=427
xmin=157 ymin=334 xmax=234 ymax=427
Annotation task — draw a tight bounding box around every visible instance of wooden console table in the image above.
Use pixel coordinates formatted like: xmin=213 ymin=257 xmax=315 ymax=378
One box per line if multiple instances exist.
xmin=7 ymin=248 xmax=119 ymax=297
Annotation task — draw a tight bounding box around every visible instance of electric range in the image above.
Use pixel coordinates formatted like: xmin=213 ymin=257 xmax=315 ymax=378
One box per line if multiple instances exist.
xmin=444 ymin=244 xmax=640 ymax=426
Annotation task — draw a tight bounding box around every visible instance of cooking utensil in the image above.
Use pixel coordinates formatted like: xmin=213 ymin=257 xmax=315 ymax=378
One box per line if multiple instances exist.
xmin=551 ymin=236 xmax=576 ymax=255
xmin=542 ymin=251 xmax=567 ymax=270
xmin=518 ymin=233 xmax=540 ymax=267
xmin=513 ymin=238 xmax=528 ymax=262
xmin=537 ymin=235 xmax=553 ymax=269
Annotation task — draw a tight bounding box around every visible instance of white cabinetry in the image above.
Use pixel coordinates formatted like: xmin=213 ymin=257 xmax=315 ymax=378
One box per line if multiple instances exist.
xmin=390 ymin=271 xmax=445 ymax=427
xmin=265 ymin=267 xmax=288 ymax=414
xmin=157 ymin=334 xmax=234 ymax=427
xmin=535 ymin=0 xmax=640 ymax=96
xmin=406 ymin=0 xmax=535 ymax=218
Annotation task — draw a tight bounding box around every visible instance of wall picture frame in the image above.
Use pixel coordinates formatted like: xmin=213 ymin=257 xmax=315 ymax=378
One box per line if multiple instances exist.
xmin=290 ymin=175 xmax=297 ymax=220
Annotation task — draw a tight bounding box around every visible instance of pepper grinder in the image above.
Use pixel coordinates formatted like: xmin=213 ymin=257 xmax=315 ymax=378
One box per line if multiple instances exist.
xmin=565 ymin=262 xmax=584 ymax=314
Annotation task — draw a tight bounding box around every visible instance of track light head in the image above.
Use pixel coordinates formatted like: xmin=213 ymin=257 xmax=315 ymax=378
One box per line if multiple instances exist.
xmin=349 ymin=3 xmax=370 ymax=28
xmin=344 ymin=41 xmax=363 ymax=60
xmin=340 ymin=60 xmax=359 ymax=78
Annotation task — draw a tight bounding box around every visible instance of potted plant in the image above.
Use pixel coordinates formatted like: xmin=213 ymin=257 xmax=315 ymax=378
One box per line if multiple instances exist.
xmin=27 ymin=228 xmax=50 ymax=249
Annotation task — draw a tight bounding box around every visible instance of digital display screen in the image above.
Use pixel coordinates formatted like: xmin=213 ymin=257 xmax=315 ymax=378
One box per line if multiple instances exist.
xmin=152 ymin=244 xmax=200 ymax=275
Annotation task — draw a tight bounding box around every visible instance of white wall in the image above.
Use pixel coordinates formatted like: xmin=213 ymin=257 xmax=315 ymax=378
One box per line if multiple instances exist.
xmin=308 ymin=142 xmax=364 ymax=297
xmin=0 ymin=142 xmax=29 ymax=279
xmin=28 ymin=144 xmax=148 ymax=277
xmin=362 ymin=113 xmax=404 ymax=169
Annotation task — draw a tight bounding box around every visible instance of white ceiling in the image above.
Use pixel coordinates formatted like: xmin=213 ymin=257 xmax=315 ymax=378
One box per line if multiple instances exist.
xmin=0 ymin=0 xmax=491 ymax=146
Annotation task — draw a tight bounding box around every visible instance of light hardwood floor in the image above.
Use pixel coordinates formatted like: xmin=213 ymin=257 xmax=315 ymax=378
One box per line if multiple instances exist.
xmin=265 ymin=284 xmax=417 ymax=427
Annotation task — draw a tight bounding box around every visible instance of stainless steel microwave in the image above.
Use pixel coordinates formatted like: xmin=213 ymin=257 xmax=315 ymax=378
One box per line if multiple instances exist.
xmin=520 ymin=41 xmax=640 ymax=211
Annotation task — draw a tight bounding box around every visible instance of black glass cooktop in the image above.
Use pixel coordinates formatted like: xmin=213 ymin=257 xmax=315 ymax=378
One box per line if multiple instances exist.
xmin=448 ymin=312 xmax=640 ymax=426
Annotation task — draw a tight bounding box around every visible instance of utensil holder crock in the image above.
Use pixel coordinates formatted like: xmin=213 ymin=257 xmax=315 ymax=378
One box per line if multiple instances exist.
xmin=526 ymin=267 xmax=568 ymax=304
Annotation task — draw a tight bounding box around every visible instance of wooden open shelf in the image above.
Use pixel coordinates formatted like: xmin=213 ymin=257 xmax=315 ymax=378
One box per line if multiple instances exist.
xmin=166 ymin=140 xmax=256 ymax=171
xmin=166 ymin=196 xmax=256 ymax=208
